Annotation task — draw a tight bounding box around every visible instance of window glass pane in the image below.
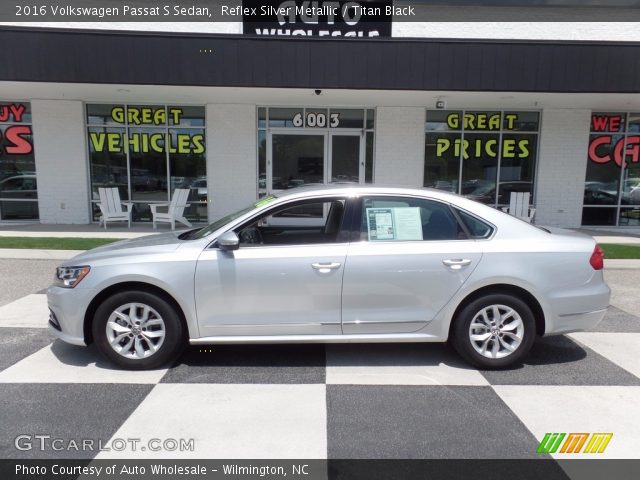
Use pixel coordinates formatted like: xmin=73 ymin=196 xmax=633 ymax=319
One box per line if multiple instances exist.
xmin=128 ymin=128 xmax=168 ymax=221
xmin=582 ymin=207 xmax=617 ymax=226
xmin=331 ymin=135 xmax=360 ymax=183
xmin=271 ymin=134 xmax=324 ymax=190
xmin=366 ymin=109 xmax=375 ymax=130
xmin=329 ymin=109 xmax=364 ymax=128
xmin=497 ymin=133 xmax=536 ymax=205
xmin=169 ymin=128 xmax=206 ymax=223
xmin=455 ymin=208 xmax=493 ymax=238
xmin=619 ymin=207 xmax=640 ymax=226
xmin=627 ymin=113 xmax=640 ymax=133
xmin=622 ymin=161 xmax=640 ymax=205
xmin=584 ymin=134 xmax=623 ymax=205
xmin=365 ymin=131 xmax=374 ymax=184
xmin=258 ymin=107 xmax=266 ymax=129
xmin=87 ymin=104 xmax=120 ymax=126
xmin=503 ymin=111 xmax=539 ymax=131
xmin=236 ymin=200 xmax=346 ymax=245
xmin=168 ymin=106 xmax=204 ymax=127
xmin=424 ymin=132 xmax=460 ymax=193
xmin=258 ymin=130 xmax=267 ymax=197
xmin=87 ymin=105 xmax=206 ymax=223
xmin=360 ymin=196 xmax=465 ymax=241
xmin=88 ymin=126 xmax=128 ymax=221
xmin=426 ymin=110 xmax=462 ymax=131
xmin=269 ymin=108 xmax=303 ymax=128
xmin=461 ymin=133 xmax=500 ymax=204
xmin=0 ymin=108 xmax=38 ymax=220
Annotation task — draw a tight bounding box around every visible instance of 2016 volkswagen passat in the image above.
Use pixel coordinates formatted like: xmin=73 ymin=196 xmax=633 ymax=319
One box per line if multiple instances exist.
xmin=47 ymin=186 xmax=610 ymax=370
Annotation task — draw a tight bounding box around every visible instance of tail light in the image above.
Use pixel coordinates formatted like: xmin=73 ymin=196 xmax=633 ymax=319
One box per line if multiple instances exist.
xmin=590 ymin=244 xmax=604 ymax=270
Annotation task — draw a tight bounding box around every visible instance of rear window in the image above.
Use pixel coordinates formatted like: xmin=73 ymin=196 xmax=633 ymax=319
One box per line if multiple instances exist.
xmin=455 ymin=208 xmax=494 ymax=239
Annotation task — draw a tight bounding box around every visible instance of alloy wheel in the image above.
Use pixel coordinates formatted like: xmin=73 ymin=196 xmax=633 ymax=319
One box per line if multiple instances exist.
xmin=105 ymin=303 xmax=166 ymax=359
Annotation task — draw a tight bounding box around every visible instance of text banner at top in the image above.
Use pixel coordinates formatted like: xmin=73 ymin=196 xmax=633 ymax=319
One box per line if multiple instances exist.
xmin=3 ymin=0 xmax=640 ymax=22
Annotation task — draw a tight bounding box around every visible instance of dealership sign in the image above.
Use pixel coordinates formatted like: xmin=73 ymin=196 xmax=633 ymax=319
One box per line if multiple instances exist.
xmin=242 ymin=0 xmax=392 ymax=37
xmin=589 ymin=113 xmax=639 ymax=167
xmin=89 ymin=106 xmax=205 ymax=154
xmin=0 ymin=103 xmax=32 ymax=155
xmin=434 ymin=112 xmax=532 ymax=160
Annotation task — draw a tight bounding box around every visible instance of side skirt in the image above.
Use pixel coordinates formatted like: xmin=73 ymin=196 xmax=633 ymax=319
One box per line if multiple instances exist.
xmin=190 ymin=332 xmax=444 ymax=345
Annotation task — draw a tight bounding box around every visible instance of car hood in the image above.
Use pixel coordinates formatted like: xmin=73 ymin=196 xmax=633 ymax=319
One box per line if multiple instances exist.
xmin=64 ymin=232 xmax=185 ymax=265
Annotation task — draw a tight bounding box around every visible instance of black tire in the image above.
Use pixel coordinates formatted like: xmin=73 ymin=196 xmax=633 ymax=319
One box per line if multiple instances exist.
xmin=92 ymin=290 xmax=185 ymax=370
xmin=451 ymin=293 xmax=536 ymax=369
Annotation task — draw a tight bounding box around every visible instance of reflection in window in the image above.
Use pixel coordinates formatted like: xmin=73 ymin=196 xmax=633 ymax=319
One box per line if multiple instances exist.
xmin=424 ymin=110 xmax=540 ymax=208
xmin=583 ymin=112 xmax=640 ymax=226
xmin=0 ymin=102 xmax=38 ymax=220
xmin=86 ymin=104 xmax=206 ymax=223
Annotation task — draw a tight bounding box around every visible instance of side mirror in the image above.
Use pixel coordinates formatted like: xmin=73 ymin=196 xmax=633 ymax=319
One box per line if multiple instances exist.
xmin=217 ymin=231 xmax=240 ymax=251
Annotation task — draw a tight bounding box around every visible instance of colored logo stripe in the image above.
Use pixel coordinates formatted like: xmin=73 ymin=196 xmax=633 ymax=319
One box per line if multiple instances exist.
xmin=583 ymin=433 xmax=613 ymax=454
xmin=537 ymin=433 xmax=613 ymax=454
xmin=537 ymin=433 xmax=565 ymax=454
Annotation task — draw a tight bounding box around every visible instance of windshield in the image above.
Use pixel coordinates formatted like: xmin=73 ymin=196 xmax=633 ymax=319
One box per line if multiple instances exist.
xmin=185 ymin=195 xmax=278 ymax=240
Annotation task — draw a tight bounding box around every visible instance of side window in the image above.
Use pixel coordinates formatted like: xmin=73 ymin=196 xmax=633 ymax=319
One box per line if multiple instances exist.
xmin=361 ymin=196 xmax=466 ymax=241
xmin=454 ymin=208 xmax=494 ymax=239
xmin=235 ymin=198 xmax=347 ymax=246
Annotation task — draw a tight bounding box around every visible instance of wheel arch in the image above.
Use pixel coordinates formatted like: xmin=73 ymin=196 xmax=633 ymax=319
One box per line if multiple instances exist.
xmin=448 ymin=283 xmax=546 ymax=339
xmin=83 ymin=281 xmax=190 ymax=345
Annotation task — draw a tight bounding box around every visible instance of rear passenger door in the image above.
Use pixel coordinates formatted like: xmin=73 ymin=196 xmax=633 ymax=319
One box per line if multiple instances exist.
xmin=341 ymin=195 xmax=484 ymax=334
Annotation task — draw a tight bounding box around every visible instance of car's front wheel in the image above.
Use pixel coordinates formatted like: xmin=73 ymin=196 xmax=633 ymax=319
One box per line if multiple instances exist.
xmin=451 ymin=293 xmax=536 ymax=369
xmin=92 ymin=290 xmax=185 ymax=370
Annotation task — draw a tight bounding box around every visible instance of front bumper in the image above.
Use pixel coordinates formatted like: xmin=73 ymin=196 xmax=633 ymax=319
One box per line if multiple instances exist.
xmin=46 ymin=285 xmax=94 ymax=346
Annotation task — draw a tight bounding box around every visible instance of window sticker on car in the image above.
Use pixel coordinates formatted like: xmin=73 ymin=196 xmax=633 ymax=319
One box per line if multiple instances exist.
xmin=366 ymin=207 xmax=423 ymax=241
xmin=254 ymin=195 xmax=277 ymax=208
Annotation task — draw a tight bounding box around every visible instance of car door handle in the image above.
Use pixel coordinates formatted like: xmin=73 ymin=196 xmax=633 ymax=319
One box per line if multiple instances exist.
xmin=443 ymin=259 xmax=472 ymax=270
xmin=311 ymin=262 xmax=342 ymax=272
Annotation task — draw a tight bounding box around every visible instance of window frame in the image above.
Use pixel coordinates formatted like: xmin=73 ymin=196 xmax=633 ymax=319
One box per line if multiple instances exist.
xmin=424 ymin=109 xmax=542 ymax=209
xmin=352 ymin=194 xmax=474 ymax=243
xmin=212 ymin=195 xmax=357 ymax=249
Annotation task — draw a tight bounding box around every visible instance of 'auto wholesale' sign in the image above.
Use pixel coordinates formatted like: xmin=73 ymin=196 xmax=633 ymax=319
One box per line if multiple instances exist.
xmin=242 ymin=0 xmax=392 ymax=37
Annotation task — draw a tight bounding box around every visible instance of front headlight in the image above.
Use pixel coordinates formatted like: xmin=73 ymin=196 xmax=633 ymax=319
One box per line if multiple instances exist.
xmin=54 ymin=266 xmax=91 ymax=288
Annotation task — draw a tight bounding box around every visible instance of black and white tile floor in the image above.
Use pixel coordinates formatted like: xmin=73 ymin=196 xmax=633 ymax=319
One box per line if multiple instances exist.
xmin=0 ymin=293 xmax=639 ymax=461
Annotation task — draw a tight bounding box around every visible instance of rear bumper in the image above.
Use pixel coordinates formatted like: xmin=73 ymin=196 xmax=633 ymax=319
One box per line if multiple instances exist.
xmin=544 ymin=274 xmax=611 ymax=335
xmin=544 ymin=307 xmax=608 ymax=336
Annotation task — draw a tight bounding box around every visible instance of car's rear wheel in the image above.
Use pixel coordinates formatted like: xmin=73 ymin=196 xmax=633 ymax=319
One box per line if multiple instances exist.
xmin=452 ymin=293 xmax=536 ymax=369
xmin=92 ymin=290 xmax=184 ymax=370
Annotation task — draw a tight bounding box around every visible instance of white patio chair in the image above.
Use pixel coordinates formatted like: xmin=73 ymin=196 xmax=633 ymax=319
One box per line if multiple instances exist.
xmin=97 ymin=187 xmax=133 ymax=229
xmin=502 ymin=192 xmax=536 ymax=223
xmin=150 ymin=188 xmax=192 ymax=230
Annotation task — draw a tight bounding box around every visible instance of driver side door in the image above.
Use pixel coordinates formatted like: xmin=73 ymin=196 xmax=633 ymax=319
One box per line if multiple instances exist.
xmin=194 ymin=196 xmax=351 ymax=337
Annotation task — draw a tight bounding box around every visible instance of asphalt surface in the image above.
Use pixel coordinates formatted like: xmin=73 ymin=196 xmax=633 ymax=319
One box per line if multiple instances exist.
xmin=0 ymin=259 xmax=638 ymax=466
xmin=0 ymin=259 xmax=59 ymax=307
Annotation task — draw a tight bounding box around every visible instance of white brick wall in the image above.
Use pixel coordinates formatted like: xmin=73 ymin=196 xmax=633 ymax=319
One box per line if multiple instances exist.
xmin=374 ymin=107 xmax=425 ymax=186
xmin=31 ymin=100 xmax=90 ymax=224
xmin=535 ymin=109 xmax=591 ymax=228
xmin=206 ymin=104 xmax=257 ymax=220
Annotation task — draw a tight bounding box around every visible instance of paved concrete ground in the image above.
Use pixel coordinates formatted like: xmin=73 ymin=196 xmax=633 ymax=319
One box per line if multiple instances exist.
xmin=0 ymin=259 xmax=59 ymax=307
xmin=0 ymin=259 xmax=638 ymax=474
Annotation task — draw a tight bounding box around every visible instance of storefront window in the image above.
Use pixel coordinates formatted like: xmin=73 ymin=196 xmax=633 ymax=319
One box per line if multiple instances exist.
xmin=0 ymin=102 xmax=38 ymax=220
xmin=86 ymin=104 xmax=206 ymax=222
xmin=257 ymin=107 xmax=375 ymax=197
xmin=583 ymin=112 xmax=640 ymax=226
xmin=424 ymin=110 xmax=540 ymax=208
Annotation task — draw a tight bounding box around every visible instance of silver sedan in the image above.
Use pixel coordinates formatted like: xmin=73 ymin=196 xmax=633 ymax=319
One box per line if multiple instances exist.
xmin=47 ymin=185 xmax=610 ymax=369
